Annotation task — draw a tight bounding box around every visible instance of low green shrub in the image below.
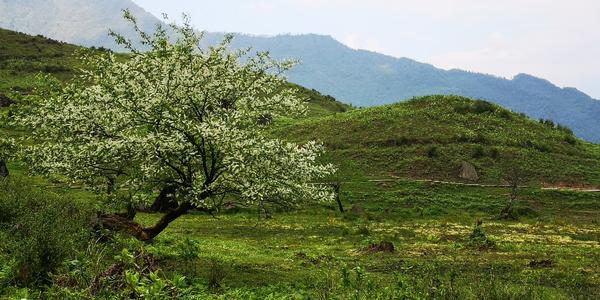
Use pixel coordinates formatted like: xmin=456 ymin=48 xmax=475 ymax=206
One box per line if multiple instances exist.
xmin=0 ymin=178 xmax=93 ymax=286
xmin=466 ymin=222 xmax=496 ymax=250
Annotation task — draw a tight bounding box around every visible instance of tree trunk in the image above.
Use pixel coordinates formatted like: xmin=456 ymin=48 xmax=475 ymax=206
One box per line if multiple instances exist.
xmin=333 ymin=182 xmax=344 ymax=213
xmin=99 ymin=202 xmax=192 ymax=241
xmin=499 ymin=184 xmax=518 ymax=220
xmin=149 ymin=185 xmax=177 ymax=212
xmin=98 ymin=190 xmax=211 ymax=241
xmin=0 ymin=160 xmax=8 ymax=178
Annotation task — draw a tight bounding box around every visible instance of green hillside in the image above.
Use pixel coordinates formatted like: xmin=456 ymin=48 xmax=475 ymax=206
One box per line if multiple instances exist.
xmin=0 ymin=28 xmax=349 ymax=117
xmin=0 ymin=28 xmax=82 ymax=92
xmin=276 ymin=95 xmax=600 ymax=186
xmin=1 ymin=27 xmax=599 ymax=299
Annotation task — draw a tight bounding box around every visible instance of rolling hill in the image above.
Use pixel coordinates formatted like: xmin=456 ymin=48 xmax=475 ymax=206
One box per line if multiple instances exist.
xmin=2 ymin=28 xmax=599 ymax=188
xmin=2 ymin=0 xmax=600 ymax=142
xmin=275 ymin=95 xmax=600 ymax=186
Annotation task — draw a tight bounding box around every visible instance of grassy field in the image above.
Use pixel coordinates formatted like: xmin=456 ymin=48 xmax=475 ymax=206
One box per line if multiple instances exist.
xmin=2 ymin=173 xmax=599 ymax=298
xmin=1 ymin=29 xmax=599 ymax=299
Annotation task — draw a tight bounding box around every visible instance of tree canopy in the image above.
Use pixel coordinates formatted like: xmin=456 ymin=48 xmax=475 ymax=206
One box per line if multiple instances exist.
xmin=15 ymin=12 xmax=335 ymax=240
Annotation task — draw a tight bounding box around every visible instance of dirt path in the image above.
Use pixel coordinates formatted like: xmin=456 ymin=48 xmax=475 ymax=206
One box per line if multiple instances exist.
xmin=366 ymin=177 xmax=600 ymax=193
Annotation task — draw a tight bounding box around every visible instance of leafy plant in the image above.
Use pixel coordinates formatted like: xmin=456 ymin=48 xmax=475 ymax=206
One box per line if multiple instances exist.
xmin=15 ymin=11 xmax=336 ymax=241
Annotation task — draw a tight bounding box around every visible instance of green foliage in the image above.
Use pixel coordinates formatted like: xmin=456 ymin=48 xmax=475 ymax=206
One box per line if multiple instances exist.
xmin=466 ymin=223 xmax=496 ymax=250
xmin=275 ymin=95 xmax=600 ymax=186
xmin=0 ymin=178 xmax=93 ymax=286
xmin=454 ymin=99 xmax=497 ymax=114
xmin=0 ymin=19 xmax=599 ymax=300
xmin=471 ymin=145 xmax=486 ymax=158
xmin=207 ymin=259 xmax=227 ymax=291
xmin=426 ymin=145 xmax=439 ymax=158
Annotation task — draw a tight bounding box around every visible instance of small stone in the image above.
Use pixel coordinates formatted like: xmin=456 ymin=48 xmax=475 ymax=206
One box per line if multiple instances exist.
xmin=351 ymin=204 xmax=364 ymax=214
xmin=459 ymin=161 xmax=479 ymax=181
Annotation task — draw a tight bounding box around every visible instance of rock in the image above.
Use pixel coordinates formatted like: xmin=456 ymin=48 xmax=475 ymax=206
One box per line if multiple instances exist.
xmin=351 ymin=204 xmax=364 ymax=214
xmin=294 ymin=252 xmax=308 ymax=259
xmin=0 ymin=93 xmax=15 ymax=108
xmin=528 ymin=259 xmax=553 ymax=268
xmin=459 ymin=161 xmax=479 ymax=181
xmin=367 ymin=240 xmax=395 ymax=253
xmin=0 ymin=160 xmax=8 ymax=177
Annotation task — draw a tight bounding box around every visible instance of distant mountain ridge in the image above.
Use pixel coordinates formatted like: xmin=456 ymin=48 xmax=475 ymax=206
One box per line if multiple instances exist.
xmin=1 ymin=0 xmax=599 ymax=142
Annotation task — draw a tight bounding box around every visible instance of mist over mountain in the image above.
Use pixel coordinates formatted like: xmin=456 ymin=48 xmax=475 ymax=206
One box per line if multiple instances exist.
xmin=0 ymin=0 xmax=158 ymax=50
xmin=1 ymin=0 xmax=599 ymax=142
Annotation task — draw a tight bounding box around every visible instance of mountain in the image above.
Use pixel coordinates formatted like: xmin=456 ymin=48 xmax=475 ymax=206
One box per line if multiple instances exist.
xmin=0 ymin=0 xmax=159 ymax=50
xmin=221 ymin=34 xmax=600 ymax=142
xmin=1 ymin=0 xmax=599 ymax=142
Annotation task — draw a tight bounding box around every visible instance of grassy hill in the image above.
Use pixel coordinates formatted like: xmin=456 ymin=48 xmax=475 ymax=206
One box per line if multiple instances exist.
xmin=0 ymin=28 xmax=349 ymax=117
xmin=0 ymin=28 xmax=82 ymax=93
xmin=4 ymin=1 xmax=600 ymax=143
xmin=276 ymin=95 xmax=600 ymax=186
xmin=1 ymin=28 xmax=599 ymax=299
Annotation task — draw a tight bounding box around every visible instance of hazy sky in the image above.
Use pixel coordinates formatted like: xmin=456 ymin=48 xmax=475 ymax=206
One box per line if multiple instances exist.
xmin=133 ymin=0 xmax=600 ymax=98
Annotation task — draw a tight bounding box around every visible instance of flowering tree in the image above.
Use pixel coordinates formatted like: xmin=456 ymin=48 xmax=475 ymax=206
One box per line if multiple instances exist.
xmin=16 ymin=13 xmax=335 ymax=241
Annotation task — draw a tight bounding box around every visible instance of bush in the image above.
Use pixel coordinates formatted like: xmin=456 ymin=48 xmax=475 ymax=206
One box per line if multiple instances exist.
xmin=466 ymin=223 xmax=496 ymax=250
xmin=563 ymin=135 xmax=577 ymax=145
xmin=454 ymin=100 xmax=496 ymax=115
xmin=498 ymin=109 xmax=512 ymax=120
xmin=425 ymin=145 xmax=439 ymax=158
xmin=207 ymin=259 xmax=227 ymax=291
xmin=0 ymin=179 xmax=93 ymax=285
xmin=471 ymin=145 xmax=486 ymax=158
xmin=557 ymin=124 xmax=574 ymax=135
xmin=489 ymin=147 xmax=500 ymax=159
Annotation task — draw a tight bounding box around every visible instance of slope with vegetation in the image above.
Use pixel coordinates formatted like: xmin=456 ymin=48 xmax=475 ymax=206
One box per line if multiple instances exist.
xmin=0 ymin=28 xmax=348 ymax=119
xmin=3 ymin=0 xmax=600 ymax=142
xmin=0 ymin=28 xmax=598 ymax=299
xmin=276 ymin=95 xmax=600 ymax=186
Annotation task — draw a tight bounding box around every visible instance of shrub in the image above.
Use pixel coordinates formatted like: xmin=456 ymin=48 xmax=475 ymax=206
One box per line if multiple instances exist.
xmin=466 ymin=222 xmax=496 ymax=250
xmin=498 ymin=109 xmax=512 ymax=120
xmin=563 ymin=135 xmax=577 ymax=145
xmin=453 ymin=100 xmax=497 ymax=114
xmin=207 ymin=259 xmax=227 ymax=291
xmin=425 ymin=145 xmax=439 ymax=158
xmin=355 ymin=225 xmax=370 ymax=235
xmin=557 ymin=124 xmax=574 ymax=135
xmin=472 ymin=100 xmax=496 ymax=114
xmin=472 ymin=145 xmax=486 ymax=158
xmin=489 ymin=147 xmax=500 ymax=159
xmin=0 ymin=179 xmax=93 ymax=285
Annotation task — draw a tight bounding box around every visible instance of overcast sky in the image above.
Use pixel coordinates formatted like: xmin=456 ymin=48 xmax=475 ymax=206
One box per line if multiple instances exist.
xmin=133 ymin=0 xmax=600 ymax=98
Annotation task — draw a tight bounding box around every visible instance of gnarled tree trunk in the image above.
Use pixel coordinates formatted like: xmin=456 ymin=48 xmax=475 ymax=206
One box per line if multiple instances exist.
xmin=149 ymin=185 xmax=178 ymax=212
xmin=98 ymin=191 xmax=210 ymax=241
xmin=99 ymin=202 xmax=193 ymax=241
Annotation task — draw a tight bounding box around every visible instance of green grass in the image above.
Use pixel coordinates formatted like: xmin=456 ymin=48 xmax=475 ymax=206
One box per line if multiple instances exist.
xmin=0 ymin=28 xmax=82 ymax=95
xmin=1 ymin=28 xmax=599 ymax=299
xmin=275 ymin=95 xmax=600 ymax=186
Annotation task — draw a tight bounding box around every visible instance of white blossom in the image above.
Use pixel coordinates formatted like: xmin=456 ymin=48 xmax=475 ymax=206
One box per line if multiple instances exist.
xmin=15 ymin=14 xmax=335 ymax=210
